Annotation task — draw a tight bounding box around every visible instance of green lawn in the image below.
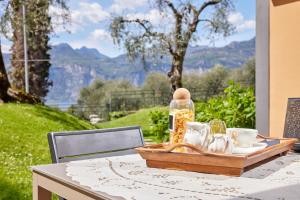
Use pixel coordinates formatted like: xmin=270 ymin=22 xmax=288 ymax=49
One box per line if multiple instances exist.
xmin=0 ymin=103 xmax=95 ymax=200
xmin=0 ymin=103 xmax=163 ymax=199
xmin=97 ymin=107 xmax=166 ymax=141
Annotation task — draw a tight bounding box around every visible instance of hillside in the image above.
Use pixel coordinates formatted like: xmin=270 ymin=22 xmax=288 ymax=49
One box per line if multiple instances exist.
xmin=97 ymin=107 xmax=166 ymax=142
xmin=0 ymin=104 xmax=95 ymax=199
xmin=3 ymin=37 xmax=255 ymax=104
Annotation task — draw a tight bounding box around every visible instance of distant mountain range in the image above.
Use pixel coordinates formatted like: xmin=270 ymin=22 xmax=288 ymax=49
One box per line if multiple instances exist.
xmin=3 ymin=37 xmax=255 ymax=104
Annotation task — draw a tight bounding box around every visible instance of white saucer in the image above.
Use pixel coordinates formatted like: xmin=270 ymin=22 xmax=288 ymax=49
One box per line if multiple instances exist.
xmin=232 ymin=143 xmax=268 ymax=154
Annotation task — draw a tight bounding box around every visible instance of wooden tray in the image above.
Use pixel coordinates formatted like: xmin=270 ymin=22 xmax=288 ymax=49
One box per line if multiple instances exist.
xmin=136 ymin=135 xmax=297 ymax=176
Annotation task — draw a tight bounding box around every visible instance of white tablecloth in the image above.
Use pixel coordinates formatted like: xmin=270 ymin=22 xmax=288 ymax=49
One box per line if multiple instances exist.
xmin=66 ymin=153 xmax=300 ymax=200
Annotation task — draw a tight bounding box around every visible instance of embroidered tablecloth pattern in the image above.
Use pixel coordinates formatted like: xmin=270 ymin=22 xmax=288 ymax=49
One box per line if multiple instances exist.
xmin=66 ymin=153 xmax=300 ymax=200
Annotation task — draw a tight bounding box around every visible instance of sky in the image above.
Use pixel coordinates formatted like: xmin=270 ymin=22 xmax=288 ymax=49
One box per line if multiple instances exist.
xmin=1 ymin=0 xmax=255 ymax=58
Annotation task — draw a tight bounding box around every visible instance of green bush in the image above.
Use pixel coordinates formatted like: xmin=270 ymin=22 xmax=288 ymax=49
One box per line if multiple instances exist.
xmin=149 ymin=108 xmax=169 ymax=142
xmin=109 ymin=111 xmax=134 ymax=120
xmin=148 ymin=81 xmax=256 ymax=142
xmin=196 ymin=81 xmax=255 ymax=128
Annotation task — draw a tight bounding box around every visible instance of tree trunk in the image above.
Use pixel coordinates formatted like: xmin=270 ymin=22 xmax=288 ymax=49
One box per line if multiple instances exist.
xmin=168 ymin=56 xmax=184 ymax=94
xmin=10 ymin=0 xmax=25 ymax=92
xmin=0 ymin=44 xmax=11 ymax=102
xmin=9 ymin=0 xmax=52 ymax=100
xmin=0 ymin=44 xmax=41 ymax=104
xmin=26 ymin=0 xmax=52 ymax=99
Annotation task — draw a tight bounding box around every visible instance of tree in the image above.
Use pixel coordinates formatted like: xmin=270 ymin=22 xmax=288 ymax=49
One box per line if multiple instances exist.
xmin=0 ymin=0 xmax=69 ymax=101
xmin=182 ymin=70 xmax=204 ymax=90
xmin=110 ymin=0 xmax=234 ymax=93
xmin=75 ymin=79 xmax=136 ymax=119
xmin=143 ymin=72 xmax=170 ymax=94
xmin=200 ymin=64 xmax=228 ymax=98
xmin=143 ymin=72 xmax=170 ymax=104
xmin=183 ymin=64 xmax=228 ymax=99
xmin=0 ymin=40 xmax=11 ymax=102
xmin=230 ymin=58 xmax=255 ymax=87
xmin=10 ymin=0 xmax=51 ymax=99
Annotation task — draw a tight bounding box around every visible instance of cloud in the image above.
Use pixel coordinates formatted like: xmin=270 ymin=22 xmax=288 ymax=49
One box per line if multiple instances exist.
xmin=49 ymin=5 xmax=72 ymax=33
xmin=110 ymin=0 xmax=148 ymax=14
xmin=228 ymin=12 xmax=255 ymax=32
xmin=73 ymin=2 xmax=110 ymax=24
xmin=68 ymin=29 xmax=119 ymax=57
xmin=91 ymin=29 xmax=112 ymax=41
xmin=50 ymin=2 xmax=110 ymax=33
xmin=126 ymin=9 xmax=174 ymax=30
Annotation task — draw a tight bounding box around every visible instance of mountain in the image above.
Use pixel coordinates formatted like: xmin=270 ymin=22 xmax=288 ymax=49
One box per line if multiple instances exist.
xmin=184 ymin=38 xmax=255 ymax=68
xmin=3 ymin=37 xmax=255 ymax=104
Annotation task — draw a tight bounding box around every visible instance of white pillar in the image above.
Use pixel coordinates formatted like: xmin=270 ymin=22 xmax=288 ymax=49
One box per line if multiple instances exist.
xmin=22 ymin=3 xmax=29 ymax=94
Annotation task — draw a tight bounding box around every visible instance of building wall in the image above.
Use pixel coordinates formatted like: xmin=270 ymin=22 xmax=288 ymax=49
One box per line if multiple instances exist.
xmin=269 ymin=0 xmax=300 ymax=137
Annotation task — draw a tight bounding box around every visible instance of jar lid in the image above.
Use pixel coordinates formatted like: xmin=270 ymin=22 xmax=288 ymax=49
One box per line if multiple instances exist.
xmin=173 ymin=88 xmax=191 ymax=100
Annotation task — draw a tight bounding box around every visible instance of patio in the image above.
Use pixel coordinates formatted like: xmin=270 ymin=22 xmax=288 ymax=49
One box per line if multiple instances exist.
xmin=29 ymin=0 xmax=300 ymax=199
xmin=27 ymin=0 xmax=300 ymax=199
xmin=0 ymin=0 xmax=299 ymax=199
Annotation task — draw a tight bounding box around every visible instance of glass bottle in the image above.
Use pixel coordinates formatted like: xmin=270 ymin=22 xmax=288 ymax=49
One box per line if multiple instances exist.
xmin=209 ymin=119 xmax=227 ymax=135
xmin=169 ymin=99 xmax=195 ymax=146
xmin=207 ymin=119 xmax=233 ymax=154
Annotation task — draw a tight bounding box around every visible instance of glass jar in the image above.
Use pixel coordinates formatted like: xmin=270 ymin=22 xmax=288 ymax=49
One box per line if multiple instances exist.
xmin=209 ymin=119 xmax=227 ymax=135
xmin=169 ymin=99 xmax=195 ymax=147
xmin=207 ymin=119 xmax=233 ymax=154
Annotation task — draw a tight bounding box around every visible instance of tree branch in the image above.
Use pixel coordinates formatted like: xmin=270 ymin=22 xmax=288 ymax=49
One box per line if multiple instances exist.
xmin=198 ymin=0 xmax=222 ymax=13
xmin=120 ymin=18 xmax=176 ymax=56
xmin=156 ymin=1 xmax=184 ymax=55
xmin=186 ymin=3 xmax=198 ymax=15
xmin=166 ymin=40 xmax=175 ymax=56
xmin=198 ymin=19 xmax=215 ymax=26
xmin=121 ymin=19 xmax=152 ymax=34
xmin=182 ymin=0 xmax=222 ymax=44
xmin=159 ymin=0 xmax=180 ymax=17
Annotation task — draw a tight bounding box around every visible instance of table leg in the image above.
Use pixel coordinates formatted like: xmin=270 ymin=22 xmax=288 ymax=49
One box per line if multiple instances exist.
xmin=33 ymin=173 xmax=51 ymax=200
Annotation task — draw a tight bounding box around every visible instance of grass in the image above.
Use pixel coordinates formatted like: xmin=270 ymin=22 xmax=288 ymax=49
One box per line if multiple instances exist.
xmin=0 ymin=103 xmax=95 ymax=200
xmin=0 ymin=104 xmax=163 ymax=199
xmin=97 ymin=107 xmax=165 ymax=141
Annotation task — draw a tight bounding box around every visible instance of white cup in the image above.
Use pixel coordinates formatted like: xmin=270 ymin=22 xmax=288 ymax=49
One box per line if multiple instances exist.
xmin=226 ymin=128 xmax=258 ymax=148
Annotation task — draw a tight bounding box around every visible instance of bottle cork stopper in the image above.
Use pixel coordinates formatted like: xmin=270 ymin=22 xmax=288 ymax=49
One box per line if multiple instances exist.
xmin=173 ymin=88 xmax=191 ymax=100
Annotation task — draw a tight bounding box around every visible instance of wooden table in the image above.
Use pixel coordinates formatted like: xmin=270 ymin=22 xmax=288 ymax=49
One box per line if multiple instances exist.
xmin=32 ymin=163 xmax=120 ymax=200
xmin=32 ymin=153 xmax=300 ymax=200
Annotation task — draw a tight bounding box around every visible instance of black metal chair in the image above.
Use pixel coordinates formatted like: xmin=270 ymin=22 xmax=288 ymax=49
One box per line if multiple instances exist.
xmin=283 ymin=98 xmax=300 ymax=152
xmin=48 ymin=126 xmax=144 ymax=200
xmin=48 ymin=126 xmax=144 ymax=163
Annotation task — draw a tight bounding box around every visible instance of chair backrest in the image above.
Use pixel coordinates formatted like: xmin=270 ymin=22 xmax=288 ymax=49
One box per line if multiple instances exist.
xmin=283 ymin=98 xmax=300 ymax=139
xmin=48 ymin=126 xmax=144 ymax=163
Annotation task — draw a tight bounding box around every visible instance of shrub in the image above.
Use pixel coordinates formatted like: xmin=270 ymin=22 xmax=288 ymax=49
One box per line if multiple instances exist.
xmin=148 ymin=81 xmax=256 ymax=142
xmin=196 ymin=81 xmax=255 ymax=128
xmin=109 ymin=111 xmax=130 ymax=120
xmin=149 ymin=108 xmax=169 ymax=142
